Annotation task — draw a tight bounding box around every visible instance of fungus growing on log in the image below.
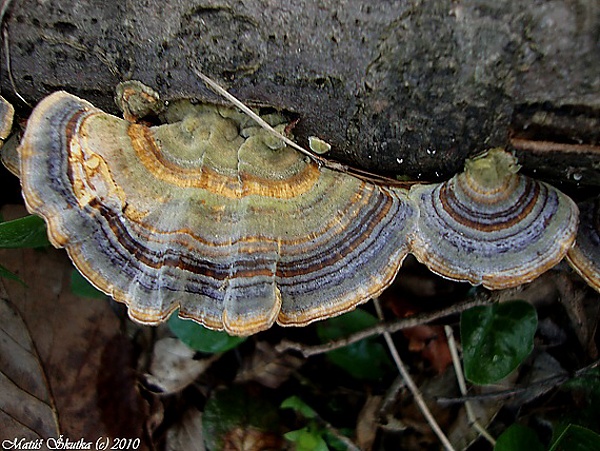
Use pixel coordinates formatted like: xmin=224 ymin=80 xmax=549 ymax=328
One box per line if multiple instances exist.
xmin=567 ymin=197 xmax=600 ymax=293
xmin=408 ymin=149 xmax=579 ymax=289
xmin=17 ymin=89 xmax=415 ymax=335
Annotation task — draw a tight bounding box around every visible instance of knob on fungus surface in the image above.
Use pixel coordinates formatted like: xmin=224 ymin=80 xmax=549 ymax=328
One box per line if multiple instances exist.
xmin=17 ymin=90 xmax=416 ymax=335
xmin=567 ymin=197 xmax=600 ymax=293
xmin=408 ymin=148 xmax=579 ymax=290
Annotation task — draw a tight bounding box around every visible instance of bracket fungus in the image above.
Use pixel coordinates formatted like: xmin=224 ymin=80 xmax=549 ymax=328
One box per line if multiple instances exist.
xmin=17 ymin=88 xmax=416 ymax=335
xmin=0 ymin=96 xmax=14 ymax=147
xmin=0 ymin=96 xmax=17 ymax=176
xmin=408 ymin=148 xmax=579 ymax=290
xmin=10 ymin=79 xmax=592 ymax=335
xmin=567 ymin=197 xmax=600 ymax=293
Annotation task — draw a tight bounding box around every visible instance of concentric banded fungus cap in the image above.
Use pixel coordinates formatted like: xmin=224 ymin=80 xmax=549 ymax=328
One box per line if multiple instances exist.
xmin=0 ymin=95 xmax=17 ymax=175
xmin=0 ymin=96 xmax=14 ymax=146
xmin=408 ymin=148 xmax=579 ymax=289
xmin=18 ymin=89 xmax=416 ymax=335
xmin=566 ymin=197 xmax=600 ymax=292
xmin=0 ymin=134 xmax=20 ymax=177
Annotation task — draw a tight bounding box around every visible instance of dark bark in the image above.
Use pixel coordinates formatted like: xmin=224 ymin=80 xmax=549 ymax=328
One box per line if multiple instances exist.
xmin=2 ymin=0 xmax=599 ymax=185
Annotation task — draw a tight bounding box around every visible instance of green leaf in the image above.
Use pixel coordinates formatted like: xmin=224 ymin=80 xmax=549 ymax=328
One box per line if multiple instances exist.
xmin=461 ymin=301 xmax=537 ymax=385
xmin=558 ymin=368 xmax=600 ymax=430
xmin=168 ymin=312 xmax=246 ymax=353
xmin=494 ymin=424 xmax=544 ymax=451
xmin=284 ymin=428 xmax=329 ymax=451
xmin=322 ymin=429 xmax=352 ymax=451
xmin=0 ymin=263 xmax=25 ymax=285
xmin=70 ymin=270 xmax=106 ymax=299
xmin=316 ymin=309 xmax=392 ymax=380
xmin=550 ymin=424 xmax=600 ymax=451
xmin=0 ymin=215 xmax=50 ymax=249
xmin=281 ymin=396 xmax=319 ymax=419
xmin=561 ymin=368 xmax=600 ymax=392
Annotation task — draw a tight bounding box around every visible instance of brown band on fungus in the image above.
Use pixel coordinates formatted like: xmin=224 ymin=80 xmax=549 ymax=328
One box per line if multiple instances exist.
xmin=408 ymin=149 xmax=579 ymax=290
xmin=17 ymin=90 xmax=416 ymax=335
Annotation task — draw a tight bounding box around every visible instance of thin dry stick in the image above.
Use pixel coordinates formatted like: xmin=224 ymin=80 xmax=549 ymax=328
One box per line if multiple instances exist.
xmin=510 ymin=138 xmax=600 ymax=156
xmin=444 ymin=325 xmax=496 ymax=446
xmin=195 ymin=69 xmax=316 ymax=160
xmin=373 ymin=298 xmax=455 ymax=451
xmin=276 ymin=296 xmax=490 ymax=356
xmin=322 ymin=423 xmax=360 ymax=451
xmin=0 ymin=0 xmax=13 ymax=24
xmin=3 ymin=26 xmax=31 ymax=107
xmin=437 ymin=358 xmax=600 ymax=404
xmin=194 ymin=68 xmax=417 ymax=187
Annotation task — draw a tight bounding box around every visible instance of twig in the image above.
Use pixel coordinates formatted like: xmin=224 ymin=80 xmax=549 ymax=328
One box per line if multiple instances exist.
xmin=322 ymin=423 xmax=360 ymax=451
xmin=193 ymin=68 xmax=418 ymax=187
xmin=444 ymin=325 xmax=496 ymax=445
xmin=275 ymin=296 xmax=490 ymax=356
xmin=510 ymin=138 xmax=600 ymax=155
xmin=3 ymin=26 xmax=31 ymax=107
xmin=437 ymin=358 xmax=600 ymax=405
xmin=374 ymin=298 xmax=455 ymax=451
xmin=0 ymin=0 xmax=13 ymax=24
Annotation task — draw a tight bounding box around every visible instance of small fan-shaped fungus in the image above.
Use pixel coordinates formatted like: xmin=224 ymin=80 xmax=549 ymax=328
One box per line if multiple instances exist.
xmin=408 ymin=148 xmax=579 ymax=289
xmin=566 ymin=197 xmax=600 ymax=293
xmin=0 ymin=95 xmax=17 ymax=176
xmin=18 ymin=90 xmax=416 ymax=335
xmin=115 ymin=80 xmax=164 ymax=122
xmin=0 ymin=96 xmax=14 ymax=146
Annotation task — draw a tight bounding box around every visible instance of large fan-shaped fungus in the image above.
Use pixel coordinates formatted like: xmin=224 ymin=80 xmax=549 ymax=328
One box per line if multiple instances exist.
xmin=18 ymin=90 xmax=416 ymax=335
xmin=567 ymin=197 xmax=600 ymax=293
xmin=408 ymin=148 xmax=579 ymax=289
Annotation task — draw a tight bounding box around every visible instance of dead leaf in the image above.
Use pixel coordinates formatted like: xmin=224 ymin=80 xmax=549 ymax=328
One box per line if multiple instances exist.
xmin=144 ymin=337 xmax=218 ymax=394
xmin=222 ymin=427 xmax=282 ymax=451
xmin=0 ymin=287 xmax=60 ymax=440
xmin=97 ymin=334 xmax=150 ymax=439
xmin=235 ymin=341 xmax=304 ymax=389
xmin=381 ymin=369 xmax=508 ymax=450
xmin=507 ymin=351 xmax=568 ymax=408
xmin=166 ymin=407 xmax=206 ymax=451
xmin=402 ymin=325 xmax=453 ymax=374
xmin=356 ymin=394 xmax=383 ymax=450
xmin=0 ymin=205 xmax=147 ymax=441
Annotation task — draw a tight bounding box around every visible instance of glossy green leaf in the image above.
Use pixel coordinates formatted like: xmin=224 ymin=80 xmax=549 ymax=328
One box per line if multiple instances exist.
xmin=316 ymin=309 xmax=392 ymax=380
xmin=0 ymin=215 xmax=50 ymax=249
xmin=168 ymin=312 xmax=246 ymax=353
xmin=203 ymin=386 xmax=280 ymax=451
xmin=284 ymin=428 xmax=329 ymax=451
xmin=461 ymin=301 xmax=537 ymax=384
xmin=550 ymin=424 xmax=600 ymax=451
xmin=494 ymin=424 xmax=544 ymax=451
xmin=0 ymin=263 xmax=25 ymax=285
xmin=70 ymin=269 xmax=106 ymax=299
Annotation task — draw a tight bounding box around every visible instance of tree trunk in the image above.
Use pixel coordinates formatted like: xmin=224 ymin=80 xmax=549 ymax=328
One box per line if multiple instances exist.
xmin=2 ymin=0 xmax=599 ymax=185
